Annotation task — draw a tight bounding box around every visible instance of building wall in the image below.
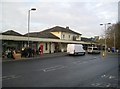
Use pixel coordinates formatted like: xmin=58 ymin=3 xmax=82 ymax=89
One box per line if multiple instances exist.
xmin=61 ymin=32 xmax=81 ymax=41
xmin=76 ymin=35 xmax=81 ymax=40
xmin=51 ymin=43 xmax=55 ymax=53
xmin=51 ymin=32 xmax=62 ymax=39
xmin=51 ymin=32 xmax=81 ymax=41
xmin=38 ymin=42 xmax=55 ymax=54
xmin=59 ymin=43 xmax=67 ymax=52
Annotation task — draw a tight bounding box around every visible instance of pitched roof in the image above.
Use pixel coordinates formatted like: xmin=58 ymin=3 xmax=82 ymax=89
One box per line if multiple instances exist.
xmin=24 ymin=31 xmax=60 ymax=39
xmin=44 ymin=26 xmax=82 ymax=35
xmin=81 ymin=37 xmax=95 ymax=42
xmin=1 ymin=30 xmax=22 ymax=36
xmin=24 ymin=26 xmax=81 ymax=39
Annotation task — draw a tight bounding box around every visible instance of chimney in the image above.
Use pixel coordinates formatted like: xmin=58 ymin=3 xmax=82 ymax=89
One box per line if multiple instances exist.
xmin=66 ymin=26 xmax=69 ymax=29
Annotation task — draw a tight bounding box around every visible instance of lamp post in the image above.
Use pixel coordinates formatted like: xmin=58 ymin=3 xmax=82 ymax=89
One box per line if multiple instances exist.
xmin=100 ymin=23 xmax=111 ymax=55
xmin=28 ymin=8 xmax=36 ymax=47
xmin=114 ymin=32 xmax=116 ymax=52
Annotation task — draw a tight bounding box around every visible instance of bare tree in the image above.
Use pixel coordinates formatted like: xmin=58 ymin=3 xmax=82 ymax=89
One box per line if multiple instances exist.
xmin=105 ymin=23 xmax=120 ymax=50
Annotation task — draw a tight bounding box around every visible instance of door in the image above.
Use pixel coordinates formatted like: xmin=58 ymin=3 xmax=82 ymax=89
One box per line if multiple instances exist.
xmin=39 ymin=44 xmax=43 ymax=54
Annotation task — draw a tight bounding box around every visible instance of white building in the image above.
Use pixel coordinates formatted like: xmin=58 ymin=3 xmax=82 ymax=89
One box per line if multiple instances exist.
xmin=1 ymin=26 xmax=96 ymax=54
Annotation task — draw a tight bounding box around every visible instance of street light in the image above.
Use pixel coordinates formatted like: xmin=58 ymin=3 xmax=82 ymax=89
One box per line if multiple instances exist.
xmin=28 ymin=8 xmax=36 ymax=47
xmin=100 ymin=23 xmax=111 ymax=55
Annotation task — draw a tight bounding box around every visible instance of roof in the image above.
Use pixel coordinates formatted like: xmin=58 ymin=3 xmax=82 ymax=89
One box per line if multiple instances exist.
xmin=45 ymin=26 xmax=82 ymax=35
xmin=2 ymin=35 xmax=96 ymax=45
xmin=1 ymin=30 xmax=22 ymax=36
xmin=81 ymin=37 xmax=96 ymax=42
xmin=24 ymin=31 xmax=60 ymax=39
xmin=24 ymin=26 xmax=81 ymax=39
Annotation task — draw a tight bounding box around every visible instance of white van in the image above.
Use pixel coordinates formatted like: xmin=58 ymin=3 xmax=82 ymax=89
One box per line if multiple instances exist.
xmin=87 ymin=46 xmax=100 ymax=54
xmin=67 ymin=44 xmax=85 ymax=55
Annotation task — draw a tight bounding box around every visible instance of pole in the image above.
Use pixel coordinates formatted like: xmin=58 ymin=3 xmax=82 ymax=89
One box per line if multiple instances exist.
xmin=114 ymin=32 xmax=115 ymax=51
xmin=105 ymin=24 xmax=107 ymax=55
xmin=28 ymin=10 xmax=30 ymax=47
xmin=100 ymin=23 xmax=111 ymax=57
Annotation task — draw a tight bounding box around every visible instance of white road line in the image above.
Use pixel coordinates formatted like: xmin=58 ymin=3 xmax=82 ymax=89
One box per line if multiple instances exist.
xmin=36 ymin=65 xmax=64 ymax=71
xmin=109 ymin=75 xmax=115 ymax=79
xmin=91 ymin=83 xmax=101 ymax=87
xmin=2 ymin=75 xmax=21 ymax=81
xmin=106 ymin=83 xmax=111 ymax=87
xmin=42 ymin=65 xmax=65 ymax=72
xmin=43 ymin=65 xmax=64 ymax=70
xmin=72 ymin=61 xmax=82 ymax=64
xmin=73 ymin=61 xmax=88 ymax=64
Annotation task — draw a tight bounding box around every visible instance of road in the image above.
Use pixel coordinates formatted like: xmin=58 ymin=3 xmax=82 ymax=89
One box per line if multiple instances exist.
xmin=2 ymin=53 xmax=119 ymax=87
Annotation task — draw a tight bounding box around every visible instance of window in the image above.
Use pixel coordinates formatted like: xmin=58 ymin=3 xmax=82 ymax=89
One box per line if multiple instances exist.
xmin=45 ymin=43 xmax=48 ymax=50
xmin=69 ymin=35 xmax=70 ymax=38
xmin=62 ymin=34 xmax=65 ymax=39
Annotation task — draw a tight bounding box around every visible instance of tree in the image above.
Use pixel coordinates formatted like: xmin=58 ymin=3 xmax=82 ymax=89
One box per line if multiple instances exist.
xmin=105 ymin=23 xmax=120 ymax=50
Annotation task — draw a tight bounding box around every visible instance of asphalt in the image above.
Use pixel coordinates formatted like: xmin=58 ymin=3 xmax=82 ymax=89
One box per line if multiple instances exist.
xmin=2 ymin=53 xmax=119 ymax=87
xmin=2 ymin=52 xmax=67 ymax=62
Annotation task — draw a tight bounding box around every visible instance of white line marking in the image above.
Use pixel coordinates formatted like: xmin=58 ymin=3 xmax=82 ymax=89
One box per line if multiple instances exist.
xmin=72 ymin=61 xmax=82 ymax=64
xmin=43 ymin=65 xmax=63 ymax=70
xmin=36 ymin=65 xmax=67 ymax=72
xmin=2 ymin=75 xmax=21 ymax=81
xmin=73 ymin=61 xmax=88 ymax=64
xmin=42 ymin=65 xmax=65 ymax=72
xmin=91 ymin=83 xmax=101 ymax=87
xmin=101 ymin=75 xmax=106 ymax=78
xmin=109 ymin=75 xmax=115 ymax=79
xmin=106 ymin=83 xmax=111 ymax=87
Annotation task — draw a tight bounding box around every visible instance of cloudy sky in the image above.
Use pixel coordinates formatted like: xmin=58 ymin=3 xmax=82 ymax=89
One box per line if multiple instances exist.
xmin=1 ymin=0 xmax=119 ymax=37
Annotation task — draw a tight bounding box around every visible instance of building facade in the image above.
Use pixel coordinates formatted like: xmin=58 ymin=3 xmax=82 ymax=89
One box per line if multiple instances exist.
xmin=1 ymin=26 xmax=97 ymax=57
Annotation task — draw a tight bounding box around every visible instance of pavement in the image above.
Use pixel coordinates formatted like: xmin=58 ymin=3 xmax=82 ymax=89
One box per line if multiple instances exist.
xmin=2 ymin=52 xmax=67 ymax=62
xmin=2 ymin=52 xmax=119 ymax=63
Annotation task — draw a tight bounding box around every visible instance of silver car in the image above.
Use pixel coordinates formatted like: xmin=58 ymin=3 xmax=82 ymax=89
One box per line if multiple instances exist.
xmin=87 ymin=47 xmax=100 ymax=54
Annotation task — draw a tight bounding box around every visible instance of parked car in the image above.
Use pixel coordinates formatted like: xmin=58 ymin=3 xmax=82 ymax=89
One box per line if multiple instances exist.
xmin=67 ymin=44 xmax=85 ymax=55
xmin=87 ymin=46 xmax=100 ymax=54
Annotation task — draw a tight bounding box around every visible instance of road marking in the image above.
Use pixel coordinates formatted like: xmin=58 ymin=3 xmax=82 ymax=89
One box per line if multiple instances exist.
xmin=72 ymin=60 xmax=84 ymax=64
xmin=101 ymin=74 xmax=116 ymax=79
xmin=106 ymin=83 xmax=111 ymax=87
xmin=91 ymin=82 xmax=112 ymax=87
xmin=42 ymin=65 xmax=63 ymax=70
xmin=101 ymin=74 xmax=106 ymax=78
xmin=42 ymin=65 xmax=65 ymax=72
xmin=109 ymin=75 xmax=115 ymax=79
xmin=91 ymin=83 xmax=101 ymax=87
xmin=2 ymin=75 xmax=21 ymax=81
xmin=73 ymin=61 xmax=88 ymax=64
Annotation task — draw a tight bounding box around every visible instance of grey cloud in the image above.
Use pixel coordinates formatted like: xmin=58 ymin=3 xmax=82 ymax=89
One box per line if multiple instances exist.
xmin=1 ymin=1 xmax=118 ymax=37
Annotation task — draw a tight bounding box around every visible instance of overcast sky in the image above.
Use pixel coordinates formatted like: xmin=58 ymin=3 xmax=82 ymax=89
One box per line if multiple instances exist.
xmin=1 ymin=0 xmax=119 ymax=37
